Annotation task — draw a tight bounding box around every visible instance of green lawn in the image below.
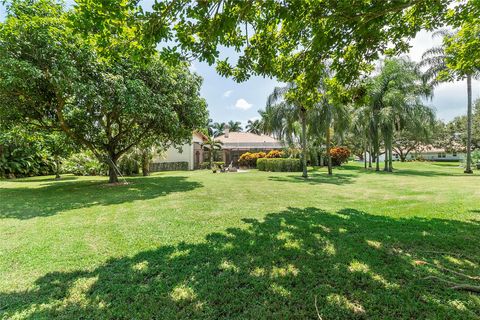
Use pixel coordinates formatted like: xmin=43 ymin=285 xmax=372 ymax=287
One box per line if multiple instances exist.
xmin=1 ymin=162 xmax=479 ymax=319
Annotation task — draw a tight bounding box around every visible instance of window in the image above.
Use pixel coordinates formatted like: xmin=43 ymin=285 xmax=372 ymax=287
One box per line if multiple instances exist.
xmin=452 ymin=151 xmax=457 ymax=157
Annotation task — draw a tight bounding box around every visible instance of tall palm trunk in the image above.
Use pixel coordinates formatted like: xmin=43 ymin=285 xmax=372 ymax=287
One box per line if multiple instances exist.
xmin=364 ymin=140 xmax=367 ymax=169
xmin=383 ymin=134 xmax=389 ymax=172
xmin=326 ymin=125 xmax=333 ymax=175
xmin=373 ymin=130 xmax=380 ymax=171
xmin=388 ymin=140 xmax=393 ymax=172
xmin=368 ymin=144 xmax=372 ymax=168
xmin=465 ymin=74 xmax=473 ymax=174
xmin=300 ymin=108 xmax=308 ymax=178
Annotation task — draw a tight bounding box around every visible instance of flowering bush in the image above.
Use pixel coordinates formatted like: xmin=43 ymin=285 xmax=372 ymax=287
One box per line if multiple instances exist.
xmin=329 ymin=146 xmax=351 ymax=166
xmin=266 ymin=150 xmax=285 ymax=158
xmin=239 ymin=152 xmax=266 ymax=167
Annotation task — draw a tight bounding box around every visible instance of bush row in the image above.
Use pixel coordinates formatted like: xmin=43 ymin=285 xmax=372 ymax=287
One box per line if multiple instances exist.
xmin=239 ymin=150 xmax=285 ymax=168
xmin=257 ymin=158 xmax=302 ymax=172
xmin=200 ymin=161 xmax=225 ymax=169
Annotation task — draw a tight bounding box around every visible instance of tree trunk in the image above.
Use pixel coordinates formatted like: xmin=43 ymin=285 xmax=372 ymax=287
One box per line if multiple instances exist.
xmin=384 ymin=143 xmax=389 ymax=171
xmin=368 ymin=144 xmax=372 ymax=168
xmin=326 ymin=126 xmax=332 ymax=175
xmin=108 ymin=156 xmax=119 ymax=184
xmin=54 ymin=155 xmax=61 ymax=179
xmin=388 ymin=139 xmax=393 ymax=172
xmin=465 ymin=74 xmax=473 ymax=174
xmin=300 ymin=109 xmax=308 ymax=178
xmin=364 ymin=145 xmax=367 ymax=169
xmin=141 ymin=150 xmax=150 ymax=176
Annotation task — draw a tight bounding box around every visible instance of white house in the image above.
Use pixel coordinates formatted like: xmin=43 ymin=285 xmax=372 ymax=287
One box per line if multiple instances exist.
xmin=150 ymin=131 xmax=208 ymax=171
xmin=413 ymin=145 xmax=465 ymax=161
xmin=361 ymin=145 xmax=465 ymax=163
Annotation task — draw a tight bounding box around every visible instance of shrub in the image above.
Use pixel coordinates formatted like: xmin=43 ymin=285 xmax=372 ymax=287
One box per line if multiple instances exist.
xmin=118 ymin=153 xmax=140 ymax=175
xmin=150 ymin=161 xmax=189 ymax=171
xmin=265 ymin=150 xmax=284 ymax=158
xmin=63 ymin=151 xmax=108 ymax=176
xmin=329 ymin=146 xmax=351 ymax=166
xmin=0 ymin=128 xmax=56 ymax=178
xmin=239 ymin=152 xmax=266 ymax=167
xmin=200 ymin=161 xmax=225 ymax=169
xmin=257 ymin=158 xmax=302 ymax=172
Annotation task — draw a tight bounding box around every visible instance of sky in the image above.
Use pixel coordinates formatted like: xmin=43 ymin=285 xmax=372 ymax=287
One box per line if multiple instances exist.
xmin=1 ymin=1 xmax=479 ymax=128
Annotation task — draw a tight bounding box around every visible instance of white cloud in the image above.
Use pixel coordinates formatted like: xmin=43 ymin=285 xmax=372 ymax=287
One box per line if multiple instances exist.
xmin=223 ymin=90 xmax=233 ymax=98
xmin=235 ymin=98 xmax=253 ymax=110
xmin=189 ymin=63 xmax=197 ymax=72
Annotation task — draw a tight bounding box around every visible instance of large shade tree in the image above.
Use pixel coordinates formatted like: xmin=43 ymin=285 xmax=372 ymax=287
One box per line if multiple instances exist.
xmin=0 ymin=0 xmax=208 ymax=183
xmin=147 ymin=0 xmax=453 ymax=86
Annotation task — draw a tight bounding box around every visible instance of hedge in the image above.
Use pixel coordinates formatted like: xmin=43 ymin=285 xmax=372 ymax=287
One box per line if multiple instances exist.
xmin=256 ymin=158 xmax=302 ymax=172
xmin=149 ymin=162 xmax=189 ymax=172
xmin=200 ymin=161 xmax=225 ymax=169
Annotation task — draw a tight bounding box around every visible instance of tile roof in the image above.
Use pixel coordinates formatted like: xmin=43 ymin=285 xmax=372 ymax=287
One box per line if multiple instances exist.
xmin=215 ymin=132 xmax=283 ymax=149
xmin=216 ymin=132 xmax=280 ymax=143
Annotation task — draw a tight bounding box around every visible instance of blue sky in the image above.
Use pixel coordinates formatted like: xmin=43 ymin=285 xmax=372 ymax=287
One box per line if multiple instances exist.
xmin=1 ymin=1 xmax=479 ymax=127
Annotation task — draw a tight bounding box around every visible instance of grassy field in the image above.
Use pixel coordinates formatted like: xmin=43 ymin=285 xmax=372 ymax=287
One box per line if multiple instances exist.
xmin=0 ymin=162 xmax=479 ymax=319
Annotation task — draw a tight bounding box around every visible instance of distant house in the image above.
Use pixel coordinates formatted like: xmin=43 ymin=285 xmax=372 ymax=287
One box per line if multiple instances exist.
xmin=150 ymin=131 xmax=208 ymax=171
xmin=216 ymin=128 xmax=283 ymax=165
xmin=413 ymin=145 xmax=465 ymax=162
xmin=363 ymin=145 xmax=465 ymax=163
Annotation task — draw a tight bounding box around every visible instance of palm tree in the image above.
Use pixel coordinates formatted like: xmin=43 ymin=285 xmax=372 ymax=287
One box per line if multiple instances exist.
xmin=351 ymin=105 xmax=373 ymax=169
xmin=368 ymin=58 xmax=433 ymax=172
xmin=266 ymin=83 xmax=309 ymax=178
xmin=211 ymin=122 xmax=225 ymax=137
xmin=227 ymin=120 xmax=243 ymax=132
xmin=308 ymin=97 xmax=350 ymax=175
xmin=420 ymin=30 xmax=478 ymax=173
xmin=246 ymin=119 xmax=262 ymax=135
xmin=202 ymin=135 xmax=223 ymax=169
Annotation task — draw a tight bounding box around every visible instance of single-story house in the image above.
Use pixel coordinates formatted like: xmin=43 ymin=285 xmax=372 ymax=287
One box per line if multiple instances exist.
xmin=150 ymin=128 xmax=284 ymax=171
xmin=216 ymin=129 xmax=283 ymax=165
xmin=362 ymin=145 xmax=465 ymax=162
xmin=150 ymin=131 xmax=208 ymax=171
xmin=413 ymin=145 xmax=465 ymax=161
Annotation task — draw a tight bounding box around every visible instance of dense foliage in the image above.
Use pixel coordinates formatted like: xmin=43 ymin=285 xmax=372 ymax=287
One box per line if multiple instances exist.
xmin=0 ymin=127 xmax=56 ymax=178
xmin=63 ymin=151 xmax=108 ymax=176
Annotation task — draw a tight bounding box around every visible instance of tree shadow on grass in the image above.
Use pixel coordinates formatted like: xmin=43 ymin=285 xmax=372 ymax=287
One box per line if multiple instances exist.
xmin=342 ymin=164 xmax=478 ymax=177
xmin=268 ymin=172 xmax=355 ymax=185
xmin=0 ymin=175 xmax=202 ymax=220
xmin=1 ymin=208 xmax=479 ymax=319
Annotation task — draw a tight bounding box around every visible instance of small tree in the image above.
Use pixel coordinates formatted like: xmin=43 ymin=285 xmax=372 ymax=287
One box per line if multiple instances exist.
xmin=202 ymin=136 xmax=223 ymax=169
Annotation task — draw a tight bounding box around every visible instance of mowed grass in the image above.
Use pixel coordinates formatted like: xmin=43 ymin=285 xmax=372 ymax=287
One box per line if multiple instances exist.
xmin=0 ymin=162 xmax=479 ymax=319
